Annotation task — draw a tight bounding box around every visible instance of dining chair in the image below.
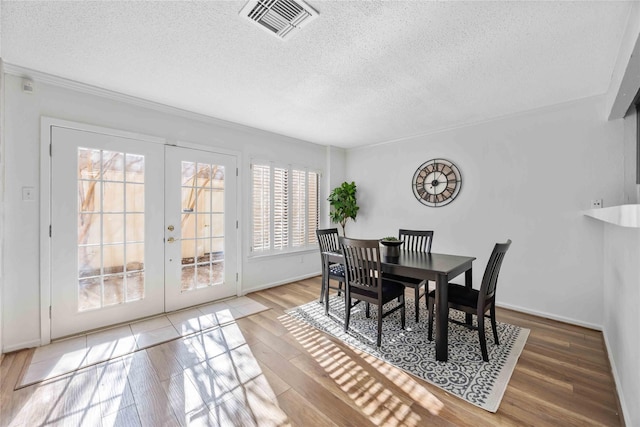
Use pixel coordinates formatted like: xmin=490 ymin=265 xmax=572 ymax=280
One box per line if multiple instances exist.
xmin=427 ymin=239 xmax=512 ymax=362
xmin=383 ymin=229 xmax=434 ymax=322
xmin=316 ymin=228 xmax=345 ymax=306
xmin=340 ymin=237 xmax=406 ymax=347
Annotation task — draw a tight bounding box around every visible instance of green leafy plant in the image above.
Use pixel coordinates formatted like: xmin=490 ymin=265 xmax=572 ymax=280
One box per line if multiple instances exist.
xmin=380 ymin=236 xmax=403 ymax=249
xmin=328 ymin=181 xmax=359 ymax=236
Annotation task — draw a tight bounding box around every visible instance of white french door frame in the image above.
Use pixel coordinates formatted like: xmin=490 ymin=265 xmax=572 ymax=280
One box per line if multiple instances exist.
xmin=165 ymin=142 xmax=242 ymax=311
xmin=165 ymin=141 xmax=242 ymax=308
xmin=39 ymin=117 xmax=242 ymax=345
xmin=168 ymin=140 xmax=242 ymax=305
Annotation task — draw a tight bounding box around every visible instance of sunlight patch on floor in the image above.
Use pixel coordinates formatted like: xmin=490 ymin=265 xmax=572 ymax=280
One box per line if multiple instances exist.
xmin=19 ymin=296 xmax=268 ymax=388
xmin=279 ymin=312 xmax=444 ymax=427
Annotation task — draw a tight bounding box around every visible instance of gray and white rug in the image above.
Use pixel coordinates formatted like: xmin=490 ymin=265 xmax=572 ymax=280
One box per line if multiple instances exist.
xmin=286 ymin=294 xmax=529 ymax=412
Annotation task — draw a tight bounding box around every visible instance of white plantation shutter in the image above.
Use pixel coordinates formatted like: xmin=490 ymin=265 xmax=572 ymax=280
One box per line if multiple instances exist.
xmin=273 ymin=167 xmax=289 ymax=250
xmin=291 ymin=169 xmax=306 ymax=247
xmin=252 ymin=164 xmax=270 ymax=251
xmin=252 ymin=162 xmax=319 ymax=253
xmin=308 ymin=171 xmax=318 ymax=245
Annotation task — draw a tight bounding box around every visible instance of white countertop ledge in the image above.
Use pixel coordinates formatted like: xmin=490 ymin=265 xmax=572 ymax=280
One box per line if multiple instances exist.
xmin=584 ymin=204 xmax=640 ymax=228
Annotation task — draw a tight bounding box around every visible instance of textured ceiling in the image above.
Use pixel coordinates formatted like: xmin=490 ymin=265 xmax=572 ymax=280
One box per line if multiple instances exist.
xmin=0 ymin=1 xmax=632 ymax=148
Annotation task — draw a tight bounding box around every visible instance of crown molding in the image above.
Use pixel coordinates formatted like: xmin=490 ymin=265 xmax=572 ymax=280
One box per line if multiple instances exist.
xmin=2 ymin=63 xmax=319 ymax=147
xmin=350 ymin=93 xmax=607 ymax=151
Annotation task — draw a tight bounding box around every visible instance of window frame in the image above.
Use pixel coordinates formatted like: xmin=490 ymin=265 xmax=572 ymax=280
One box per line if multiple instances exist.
xmin=250 ymin=160 xmax=320 ymax=256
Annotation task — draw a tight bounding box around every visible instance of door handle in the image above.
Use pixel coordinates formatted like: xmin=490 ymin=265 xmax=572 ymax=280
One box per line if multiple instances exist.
xmin=167 ymin=237 xmax=178 ymax=243
xmin=167 ymin=225 xmax=175 ymax=231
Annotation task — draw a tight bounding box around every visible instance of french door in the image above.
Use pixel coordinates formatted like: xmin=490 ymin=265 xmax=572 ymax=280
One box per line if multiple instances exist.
xmin=50 ymin=126 xmax=237 ymax=339
xmin=164 ymin=146 xmax=237 ymax=312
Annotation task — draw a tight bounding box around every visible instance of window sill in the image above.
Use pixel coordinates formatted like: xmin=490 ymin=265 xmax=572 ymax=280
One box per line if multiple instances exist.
xmin=247 ymin=247 xmax=318 ymax=262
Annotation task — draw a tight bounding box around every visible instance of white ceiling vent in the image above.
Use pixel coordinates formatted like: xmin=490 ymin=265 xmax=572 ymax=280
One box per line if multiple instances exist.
xmin=240 ymin=0 xmax=318 ymax=40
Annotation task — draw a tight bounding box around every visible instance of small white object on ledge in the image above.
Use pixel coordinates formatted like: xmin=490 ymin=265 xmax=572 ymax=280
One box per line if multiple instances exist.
xmin=22 ymin=78 xmax=34 ymax=94
xmin=583 ymin=204 xmax=640 ymax=228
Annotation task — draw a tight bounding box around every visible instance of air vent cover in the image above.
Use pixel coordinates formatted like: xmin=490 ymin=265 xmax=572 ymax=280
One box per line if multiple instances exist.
xmin=240 ymin=0 xmax=318 ymax=40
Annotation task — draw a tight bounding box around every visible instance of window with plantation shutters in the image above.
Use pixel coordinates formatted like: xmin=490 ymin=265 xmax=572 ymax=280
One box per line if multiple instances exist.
xmin=252 ymin=164 xmax=270 ymax=251
xmin=307 ymin=171 xmax=318 ymax=245
xmin=251 ymin=162 xmax=319 ymax=254
xmin=291 ymin=169 xmax=306 ymax=247
xmin=273 ymin=167 xmax=288 ymax=250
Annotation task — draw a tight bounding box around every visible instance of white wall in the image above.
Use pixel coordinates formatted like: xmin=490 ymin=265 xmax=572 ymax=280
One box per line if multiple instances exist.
xmin=322 ymin=145 xmax=347 ymax=229
xmin=602 ymin=223 xmax=640 ymax=427
xmin=0 ymin=60 xmax=5 ymax=359
xmin=602 ymin=8 xmax=640 ymax=424
xmin=345 ymin=96 xmax=624 ymax=327
xmin=1 ymin=72 xmax=329 ymax=351
xmin=599 ymin=110 xmax=640 ymax=427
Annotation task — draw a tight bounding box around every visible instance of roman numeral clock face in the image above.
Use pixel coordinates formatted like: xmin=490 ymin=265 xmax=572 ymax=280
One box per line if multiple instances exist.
xmin=412 ymin=159 xmax=462 ymax=207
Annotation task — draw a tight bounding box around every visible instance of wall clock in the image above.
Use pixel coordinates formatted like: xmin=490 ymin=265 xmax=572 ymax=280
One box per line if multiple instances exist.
xmin=412 ymin=158 xmax=462 ymax=207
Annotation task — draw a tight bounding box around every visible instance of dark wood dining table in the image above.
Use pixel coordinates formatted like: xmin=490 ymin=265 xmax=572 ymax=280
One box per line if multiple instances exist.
xmin=322 ymin=249 xmax=476 ymax=362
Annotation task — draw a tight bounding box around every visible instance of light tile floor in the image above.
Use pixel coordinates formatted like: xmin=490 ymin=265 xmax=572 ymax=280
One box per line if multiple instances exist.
xmin=19 ymin=296 xmax=269 ymax=388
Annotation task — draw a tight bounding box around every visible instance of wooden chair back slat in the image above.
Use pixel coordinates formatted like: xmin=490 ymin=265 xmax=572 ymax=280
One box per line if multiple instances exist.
xmin=341 ymin=238 xmax=382 ymax=296
xmin=317 ymin=228 xmax=340 ymax=253
xmin=398 ymin=229 xmax=434 ymax=253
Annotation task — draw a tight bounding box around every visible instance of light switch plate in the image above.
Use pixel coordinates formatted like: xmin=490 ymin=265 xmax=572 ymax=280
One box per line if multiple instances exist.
xmin=22 ymin=187 xmax=35 ymax=201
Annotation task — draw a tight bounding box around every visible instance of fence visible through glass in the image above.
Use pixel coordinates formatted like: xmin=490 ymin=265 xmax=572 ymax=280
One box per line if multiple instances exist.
xmin=180 ymin=161 xmax=225 ymax=292
xmin=77 ymin=148 xmax=145 ymax=312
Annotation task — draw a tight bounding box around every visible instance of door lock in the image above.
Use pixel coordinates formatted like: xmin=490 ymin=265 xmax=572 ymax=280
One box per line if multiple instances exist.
xmin=167 ymin=237 xmax=176 ymax=243
xmin=167 ymin=225 xmax=175 ymax=231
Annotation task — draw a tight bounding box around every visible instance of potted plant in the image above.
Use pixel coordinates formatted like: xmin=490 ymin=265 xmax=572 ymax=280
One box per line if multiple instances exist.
xmin=380 ymin=236 xmax=403 ymax=259
xmin=328 ymin=181 xmax=359 ymax=236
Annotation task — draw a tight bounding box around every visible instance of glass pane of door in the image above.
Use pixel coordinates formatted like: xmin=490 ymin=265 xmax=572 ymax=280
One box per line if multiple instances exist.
xmin=77 ymin=149 xmax=146 ymax=311
xmin=165 ymin=146 xmax=237 ymax=312
xmin=179 ymin=161 xmax=225 ymax=291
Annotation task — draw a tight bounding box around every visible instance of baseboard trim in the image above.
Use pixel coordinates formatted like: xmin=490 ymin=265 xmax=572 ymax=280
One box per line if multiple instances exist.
xmin=496 ymin=302 xmax=602 ymax=331
xmin=242 ymin=272 xmax=320 ymax=295
xmin=602 ymin=329 xmax=630 ymax=426
xmin=3 ymin=339 xmax=41 ymax=353
xmin=500 ymin=303 xmax=627 ymax=424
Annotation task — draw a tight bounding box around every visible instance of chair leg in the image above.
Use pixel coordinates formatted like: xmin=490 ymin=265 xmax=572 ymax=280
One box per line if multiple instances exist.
xmin=366 ymin=302 xmax=370 ymax=318
xmin=376 ymin=305 xmax=383 ymax=347
xmin=425 ymin=281 xmax=434 ymax=314
xmin=319 ymin=277 xmax=326 ymax=304
xmin=414 ymin=286 xmax=420 ymax=323
xmin=490 ymin=305 xmax=499 ymax=345
xmin=344 ymin=294 xmax=351 ymax=333
xmin=325 ymin=282 xmax=331 ymax=315
xmin=478 ymin=312 xmax=489 ymax=362
xmin=400 ymin=294 xmax=406 ymax=330
xmin=427 ymin=295 xmax=434 ymax=341
xmin=425 ymin=283 xmax=430 ymax=317
xmin=337 ymin=281 xmax=342 ymax=297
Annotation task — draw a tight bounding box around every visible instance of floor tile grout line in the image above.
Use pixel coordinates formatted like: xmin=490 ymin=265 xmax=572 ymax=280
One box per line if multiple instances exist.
xmin=16 ymin=303 xmax=270 ymax=391
xmin=34 ymin=296 xmax=265 ymax=360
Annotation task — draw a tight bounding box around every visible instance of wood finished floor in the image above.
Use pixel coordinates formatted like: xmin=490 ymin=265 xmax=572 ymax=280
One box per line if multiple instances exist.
xmin=0 ymin=277 xmax=623 ymax=426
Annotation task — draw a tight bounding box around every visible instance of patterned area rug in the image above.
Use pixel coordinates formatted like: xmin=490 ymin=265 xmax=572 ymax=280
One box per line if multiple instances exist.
xmin=286 ymin=294 xmax=529 ymax=412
